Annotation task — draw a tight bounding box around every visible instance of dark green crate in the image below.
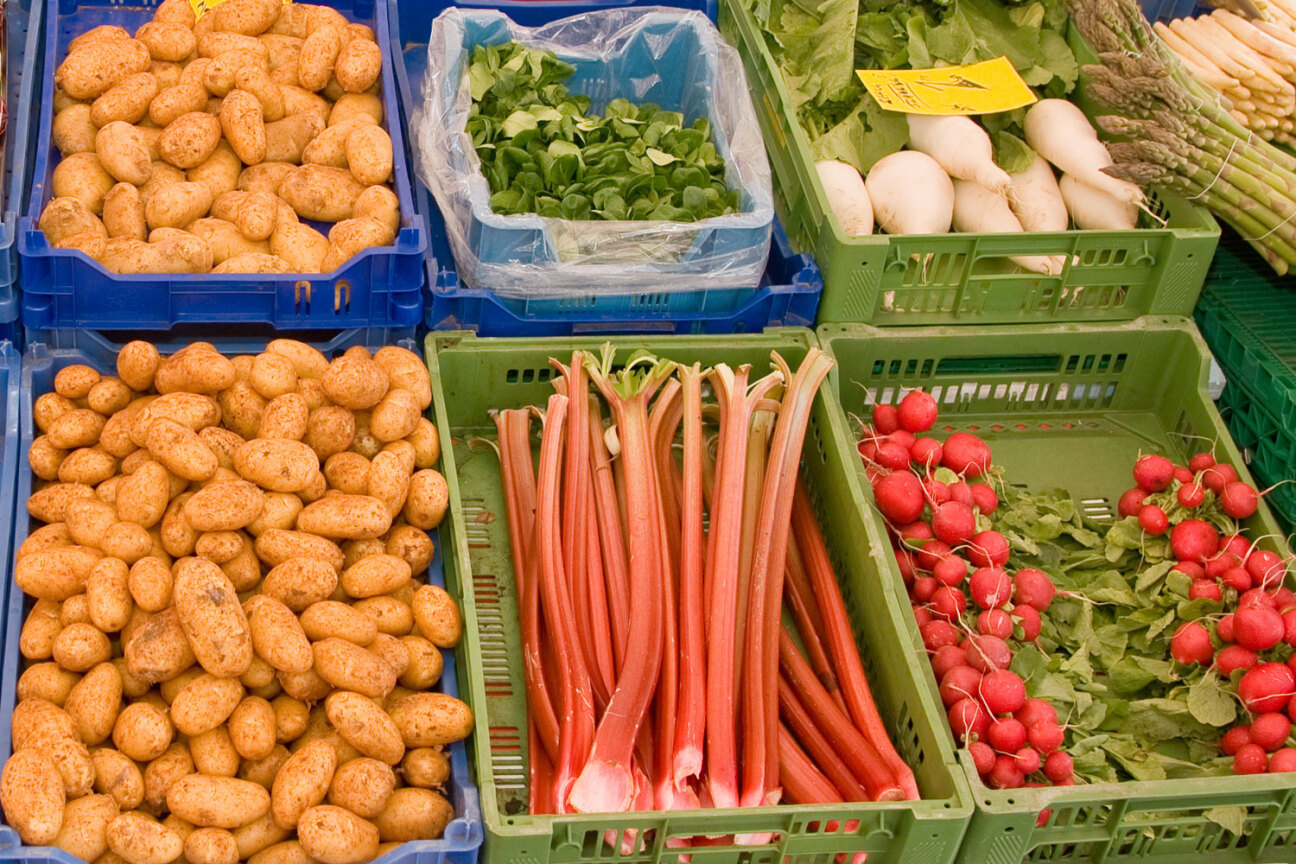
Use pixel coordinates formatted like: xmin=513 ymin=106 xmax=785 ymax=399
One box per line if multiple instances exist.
xmin=816 ymin=317 xmax=1296 ymax=864
xmin=1215 ymin=381 xmax=1296 ymax=537
xmin=717 ymin=0 xmax=1220 ymax=326
xmin=425 ymin=328 xmax=974 ymax=864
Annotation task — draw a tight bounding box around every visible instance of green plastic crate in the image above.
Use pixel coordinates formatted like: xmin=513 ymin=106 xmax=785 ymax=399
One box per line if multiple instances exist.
xmin=717 ymin=0 xmax=1221 ymax=326
xmin=1215 ymin=382 xmax=1296 ymax=537
xmin=425 ymin=328 xmax=974 ymax=864
xmin=816 ymin=317 xmax=1296 ymax=864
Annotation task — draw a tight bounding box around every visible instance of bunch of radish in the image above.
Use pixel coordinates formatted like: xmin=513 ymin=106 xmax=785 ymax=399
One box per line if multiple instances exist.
xmin=857 ymin=391 xmax=1073 ymax=792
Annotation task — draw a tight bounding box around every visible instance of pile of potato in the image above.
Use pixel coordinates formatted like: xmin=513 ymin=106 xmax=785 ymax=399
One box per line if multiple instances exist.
xmin=40 ymin=0 xmax=401 ymax=275
xmin=0 ymin=339 xmax=474 ymax=864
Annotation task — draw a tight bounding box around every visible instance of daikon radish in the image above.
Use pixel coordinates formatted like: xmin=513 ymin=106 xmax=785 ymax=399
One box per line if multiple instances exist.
xmin=815 ymin=160 xmax=873 ymax=236
xmin=1007 ymin=155 xmax=1069 ymax=233
xmin=1024 ymin=99 xmax=1144 ymax=206
xmin=864 ymin=151 xmax=954 ymax=235
xmin=952 ymin=180 xmax=1062 ymax=275
xmin=906 ymin=115 xmax=1011 ymax=195
xmin=1059 ymin=174 xmax=1138 ymax=230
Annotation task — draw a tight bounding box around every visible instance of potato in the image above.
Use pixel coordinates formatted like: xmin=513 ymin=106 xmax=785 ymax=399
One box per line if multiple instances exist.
xmin=254 ymin=393 xmax=308 ymax=441
xmin=345 ymin=126 xmax=391 ymax=187
xmin=163 ymin=815 xmax=195 ymax=849
xmin=12 ymin=698 xmax=78 ymax=747
xmin=323 ymin=692 xmax=403 ymax=766
xmin=311 ymin=638 xmax=395 ymax=698
xmin=404 ymin=470 xmax=449 ymax=531
xmin=334 ymin=38 xmax=381 ymax=94
xmin=298 ymin=470 xmax=326 ymax=503
xmin=219 ymin=89 xmax=268 ymax=165
xmin=84 ymin=558 xmax=132 ymax=634
xmin=410 ymin=586 xmax=462 ymax=651
xmin=91 ymin=72 xmax=159 ymax=127
xmin=242 ymin=492 xmax=299 ymax=539
xmin=320 ymin=216 xmax=387 ymax=272
xmin=141 ymin=743 xmax=193 ymax=811
xmin=146 ymin=417 xmax=218 ymax=482
xmin=20 ymin=732 xmax=94 ymax=800
xmin=279 ymin=165 xmax=363 ymax=221
xmin=340 ymin=554 xmax=411 ymax=600
xmin=218 ymin=381 xmax=266 ymax=439
xmin=329 ymin=93 xmax=381 ymax=127
xmin=106 ymin=812 xmax=183 ymax=864
xmin=374 ymin=787 xmax=454 ymax=842
xmin=113 ymin=461 xmax=169 ymax=528
xmin=278 ymin=85 xmax=330 ymax=125
xmin=263 ymin=112 xmax=325 ymax=164
xmin=300 ymin=121 xmax=355 ymax=169
xmin=53 ymin=153 xmax=115 ymax=215
xmin=68 ymin=25 xmax=130 ymax=54
xmin=157 ymin=113 xmax=222 ymax=173
xmin=242 ymin=190 xmax=284 ymax=241
xmin=57 ymin=39 xmax=151 ymax=100
xmin=61 ymin=594 xmax=93 ymax=627
xmin=277 ymin=666 xmax=331 ymax=703
xmin=58 ymin=448 xmax=117 ymax=486
xmin=303 ymin=407 xmax=355 ymax=461
xmin=297 ymin=24 xmax=342 ymax=92
xmin=135 ymin=125 xmax=165 ymax=162
xmin=170 ymin=673 xmax=244 ymax=737
xmin=203 ymin=48 xmax=267 ymax=98
xmin=96 ymin=121 xmax=154 ymax=185
xmin=320 ymin=453 xmax=365 ymax=495
xmin=210 ymin=0 xmax=281 ymax=35
xmin=402 ymin=747 xmax=450 ymax=790
xmin=48 ymin=794 xmax=113 ymax=863
xmin=245 ymin=594 xmax=312 ymax=674
xmin=134 ymin=392 xmax=221 ymax=443
xmin=101 ymin=522 xmax=154 ymax=563
xmin=167 ymin=775 xmax=271 ymax=829
xmin=20 ymin=600 xmax=62 ymax=660
xmin=186 ymin=827 xmax=240 ymax=864
xmin=238 ymin=745 xmax=290 ymax=794
xmin=354 ymin=186 xmax=399 ymax=240
xmin=351 ymin=597 xmax=412 ymax=638
xmin=173 ymin=557 xmax=253 ymax=677
xmin=91 ymin=748 xmax=145 ymax=810
xmin=187 ymin=142 xmax=242 ymax=200
xmin=296 ymin=806 xmax=377 ymax=864
xmin=18 ymin=663 xmax=80 ymax=706
xmin=35 ymin=391 xmax=80 ymax=433
xmin=65 ymin=661 xmax=123 ymax=744
xmin=124 ymin=607 xmax=195 ymax=683
xmin=183 ymin=479 xmax=266 ymax=532
xmin=189 ymin=726 xmax=240 ymax=777
xmin=232 ymin=438 xmax=318 ymax=493
xmin=395 ymin=636 xmax=442 ymax=693
xmin=234 ymin=163 xmax=291 ymax=197
xmin=54 ymin=104 xmax=99 ymax=155
xmin=39 ymin=197 xmax=107 ymax=248
xmin=136 ymin=21 xmax=196 ymax=62
xmin=94 ymin=186 xmax=146 ymax=245
xmin=112 ymin=702 xmax=172 ymax=761
xmin=326 ymin=758 xmax=393 ymax=819
xmin=270 ymin=739 xmax=335 ymax=830
xmin=389 ymin=693 xmax=474 ymax=749
xmin=297 ymin=494 xmax=391 ymax=540
xmin=149 ymin=82 xmax=208 ymax=127
xmin=254 ymin=528 xmax=344 ymax=569
xmin=186 ymin=217 xmax=267 ymax=264
xmin=199 ymin=31 xmax=269 ymax=61
xmin=153 ymin=0 xmax=196 ymax=27
xmin=1 ymin=751 xmax=66 ymax=844
xmin=233 ymin=64 xmax=285 ymax=122
xmin=157 ymin=345 xmax=238 ymax=394
xmin=52 ymin=622 xmax=112 ymax=671
xmin=14 ymin=543 xmax=100 ymax=602
xmin=151 ymin=61 xmax=184 ymax=89
xmin=195 ymin=530 xmax=242 ymax=564
xmin=226 ymin=696 xmax=276 ymax=761
xmin=143 ymin=181 xmax=215 ymax=232
xmin=211 ymin=251 xmax=292 ymax=273
xmin=259 ymin=557 xmax=337 ymax=612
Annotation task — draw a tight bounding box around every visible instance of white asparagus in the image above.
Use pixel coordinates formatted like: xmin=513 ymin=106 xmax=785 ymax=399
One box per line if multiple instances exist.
xmin=1213 ymin=10 xmax=1296 ymax=67
xmin=1198 ymin=16 xmax=1293 ymax=94
xmin=1171 ymin=18 xmax=1258 ymax=81
xmin=1156 ymin=20 xmax=1242 ymax=87
xmin=1256 ymin=20 xmax=1296 ymax=53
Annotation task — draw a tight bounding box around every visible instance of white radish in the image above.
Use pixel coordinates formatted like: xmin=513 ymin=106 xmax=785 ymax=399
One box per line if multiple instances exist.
xmin=1007 ymin=154 xmax=1068 ymax=233
xmin=1024 ymin=99 xmax=1144 ymax=206
xmin=1059 ymin=174 xmax=1138 ymax=230
xmin=906 ymin=115 xmax=1011 ymax=195
xmin=952 ymin=180 xmax=1062 ymax=275
xmin=864 ymin=151 xmax=954 ymax=235
xmin=815 ymin=160 xmax=874 ymax=236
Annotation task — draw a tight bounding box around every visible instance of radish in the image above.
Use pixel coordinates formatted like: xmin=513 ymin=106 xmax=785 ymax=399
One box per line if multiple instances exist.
xmin=912 ymin=438 xmax=943 ymax=470
xmin=1177 ymin=482 xmax=1206 ymax=509
xmin=872 ymin=404 xmax=899 ymax=434
xmin=898 ymin=390 xmax=938 ymax=433
xmin=1221 ymin=726 xmax=1253 ymax=756
xmin=1190 ymin=452 xmax=1216 ymax=472
xmin=1013 ymin=569 xmax=1056 ymax=611
xmin=1016 ymin=700 xmax=1058 ymax=730
xmin=913 ymin=576 xmax=938 ymax=603
xmin=859 ymin=440 xmax=879 ymax=465
xmin=1012 ymin=605 xmax=1042 ymax=641
xmin=866 ymin=151 xmax=955 ymax=235
xmin=931 ymin=585 xmax=968 ymax=621
xmin=1138 ymin=505 xmax=1169 ymax=536
xmin=980 ymin=669 xmax=1026 ymax=714
xmin=1172 ymin=520 xmax=1219 ymax=563
xmin=1239 ymin=663 xmax=1296 ymax=714
xmin=1271 ymin=749 xmax=1296 ymax=772
xmin=1224 ymin=567 xmax=1252 ymax=592
xmin=1209 ymin=554 xmax=1240 ymax=581
xmin=1233 ymin=743 xmax=1269 ymax=775
xmin=1218 ymin=645 xmax=1259 ymax=677
xmin=1059 ymin=174 xmax=1138 ymax=230
xmin=1174 ymin=561 xmax=1206 ymax=580
xmin=1221 ymin=535 xmax=1252 ymax=564
xmin=922 ymin=619 xmax=960 ymax=652
xmin=888 ymin=430 xmax=917 ymax=449
xmin=1222 ymin=481 xmax=1260 ymax=520
xmin=988 ymin=718 xmax=1028 ymax=752
xmin=1174 ymin=466 xmax=1193 ymax=484
xmin=1247 ymin=550 xmax=1285 ymax=586
xmin=977 ymin=609 xmax=1014 ymax=640
xmin=940 ymin=666 xmax=983 ymax=708
xmin=967 ymin=531 xmax=1010 ymax=568
xmin=915 ymin=539 xmax=953 ymax=572
xmin=948 ymin=482 xmax=975 ymax=508
xmin=913 ymin=605 xmax=933 ymax=628
xmin=933 ymin=501 xmax=977 ymax=546
xmin=1171 ymin=621 xmax=1214 ymax=665
xmin=1118 ymin=487 xmax=1147 ymax=518
xmin=1239 ymin=588 xmax=1276 ymax=609
xmin=1008 ymin=153 xmax=1068 ymax=232
xmin=1133 ymin=454 xmax=1175 ymax=492
xmin=949 ymin=697 xmax=990 ymax=743
xmin=1014 ymin=748 xmax=1041 ymax=775
xmin=1203 ymin=463 xmax=1240 ymax=494
xmin=875 ymin=472 xmax=925 ymax=524
xmin=900 ymin=522 xmax=934 ymax=543
xmin=964 ymin=634 xmax=1012 ymax=672
xmin=969 ymin=741 xmax=996 ymax=776
xmin=906 ymin=115 xmax=1011 ymax=195
xmin=1189 ymin=580 xmax=1223 ymax=602
xmin=943 ymin=433 xmax=992 ymax=477
xmin=1278 ymin=588 xmax=1296 ymax=608
xmin=816 ymin=160 xmax=874 ymax=236
xmin=876 ymin=441 xmax=911 ymax=470
xmin=1027 ymin=722 xmax=1065 ymax=754
xmin=989 ymin=755 xmax=1025 ymax=789
xmin=924 ymin=477 xmax=951 ymax=506
xmin=1219 ymin=614 xmax=1236 ymax=644
xmin=931 ymin=645 xmax=968 ymax=679
xmin=1025 ymin=100 xmax=1143 ymax=206
xmin=970 ymin=484 xmax=999 ymax=515
xmin=952 ymin=180 xmax=1063 ymax=275
xmin=1043 ymin=751 xmax=1073 ymax=783
xmin=935 ymin=556 xmax=968 ymax=587
xmin=970 ymin=567 xmax=1012 ymax=610
xmin=1236 ymin=606 xmax=1285 ymax=652
xmin=1249 ymin=712 xmax=1290 ymax=751
xmin=896 ymin=548 xmax=917 ymax=586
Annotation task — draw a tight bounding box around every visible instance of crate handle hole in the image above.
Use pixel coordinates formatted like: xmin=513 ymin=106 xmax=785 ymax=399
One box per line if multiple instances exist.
xmin=295 ymin=280 xmax=312 ymax=313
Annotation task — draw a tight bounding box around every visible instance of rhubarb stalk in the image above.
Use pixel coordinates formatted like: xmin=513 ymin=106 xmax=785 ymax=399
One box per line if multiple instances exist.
xmin=588 ymin=397 xmax=630 ymax=671
xmin=673 ymin=364 xmax=707 ymax=793
xmin=733 ymin=400 xmax=777 ymax=708
xmin=777 ymin=675 xmax=867 ymax=801
xmin=778 ymin=723 xmax=844 ymax=804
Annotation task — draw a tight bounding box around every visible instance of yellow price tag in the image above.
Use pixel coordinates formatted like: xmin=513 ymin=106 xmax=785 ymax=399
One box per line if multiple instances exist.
xmin=855 ymin=57 xmax=1037 ymax=116
xmin=190 ymin=0 xmax=292 ymax=22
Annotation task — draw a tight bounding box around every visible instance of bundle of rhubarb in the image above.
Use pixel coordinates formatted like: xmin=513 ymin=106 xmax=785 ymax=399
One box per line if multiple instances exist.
xmin=486 ymin=346 xmax=918 ymax=818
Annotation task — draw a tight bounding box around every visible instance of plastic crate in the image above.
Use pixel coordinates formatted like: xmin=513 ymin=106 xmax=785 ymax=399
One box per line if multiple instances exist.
xmin=426 ymin=327 xmax=974 ymax=864
xmin=0 ymin=332 xmax=484 ymax=864
xmin=816 ymin=317 xmax=1296 ymax=864
xmin=718 ymin=0 xmax=1222 ymax=326
xmin=17 ymin=0 xmax=426 ymax=335
xmin=1140 ymin=0 xmax=1208 ymax=21
xmin=1216 ymin=380 xmax=1296 ymax=536
xmin=0 ymin=338 xmax=19 ymax=606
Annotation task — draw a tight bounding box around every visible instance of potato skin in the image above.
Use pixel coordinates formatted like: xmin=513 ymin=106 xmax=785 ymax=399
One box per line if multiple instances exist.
xmin=324 ymin=691 xmax=404 ymax=765
xmin=297 ymin=494 xmax=391 ymax=540
xmin=106 ymin=811 xmax=183 ymax=864
xmin=327 ymin=758 xmax=394 ymax=818
xmin=374 ymin=787 xmax=455 ymax=842
xmin=234 ymin=438 xmax=318 ymax=492
xmin=279 ymin=165 xmax=363 ymax=222
xmin=246 ymin=594 xmax=313 ymax=673
xmin=1 ymin=750 xmax=67 ymax=844
xmin=173 ymin=557 xmax=253 ymax=677
xmin=296 ymin=805 xmax=378 ymax=864
xmin=271 ymin=739 xmax=335 ymax=830
xmin=388 ymin=693 xmax=475 ymax=747
xmin=167 ymin=775 xmax=272 ymax=828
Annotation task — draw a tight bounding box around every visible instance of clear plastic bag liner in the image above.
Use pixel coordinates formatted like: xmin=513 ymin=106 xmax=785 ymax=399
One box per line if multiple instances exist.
xmin=414 ymin=6 xmax=774 ymax=298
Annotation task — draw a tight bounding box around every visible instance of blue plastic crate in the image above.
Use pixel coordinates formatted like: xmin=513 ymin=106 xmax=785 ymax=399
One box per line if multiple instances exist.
xmin=0 ymin=332 xmax=483 ymax=864
xmin=1139 ymin=0 xmax=1207 ymax=20
xmin=18 ymin=0 xmax=426 ymax=335
xmin=0 ymin=339 xmax=18 ymax=598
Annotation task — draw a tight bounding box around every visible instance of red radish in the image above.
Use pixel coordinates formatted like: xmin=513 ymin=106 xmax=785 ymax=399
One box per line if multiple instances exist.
xmin=1248 ymin=550 xmax=1285 ymax=587
xmin=1014 ymin=748 xmax=1041 ymax=775
xmin=1177 ymin=482 xmax=1206 ymax=509
xmin=1012 ymin=605 xmax=1042 ymax=641
xmin=1239 ymin=588 xmax=1277 ymax=609
xmin=970 ymin=567 xmax=1012 ymax=610
xmin=1170 ymin=621 xmax=1214 ymax=665
xmin=933 ymin=501 xmax=977 ymax=546
xmin=1218 ymin=614 xmax=1236 ymax=643
xmin=1133 ymin=454 xmax=1175 ymax=492
xmin=947 ymin=482 xmax=975 ymax=508
xmin=913 ymin=605 xmax=932 ymax=628
xmin=1118 ymin=487 xmax=1148 ymax=518
xmin=1035 ymin=806 xmax=1053 ymax=827
xmin=1222 ymin=481 xmax=1260 ymax=520
xmin=898 ymin=391 xmax=938 ymax=433
xmin=1221 ymin=725 xmax=1252 ymax=755
xmin=1249 ymin=712 xmax=1291 ymax=751
xmin=1217 ymin=645 xmax=1259 ymax=677
xmin=931 ymin=586 xmax=968 ymax=621
xmin=1189 ymin=580 xmax=1223 ymax=602
xmin=922 ymin=620 xmax=960 ymax=651
xmin=1173 ymin=465 xmax=1194 ymax=484
xmin=970 ymin=484 xmax=999 ymax=515
xmin=1189 ymin=452 xmax=1216 ymax=472
xmin=913 ymin=576 xmax=938 ymax=603
xmin=1271 ymin=749 xmax=1296 ymax=772
xmin=931 ymin=645 xmax=968 ymax=679
xmin=980 ymin=669 xmax=1026 ymax=714
xmin=876 ymin=442 xmax=912 ymax=470
xmin=900 ymin=522 xmax=935 ymax=543
xmin=859 ymin=439 xmax=879 ymax=465
xmin=1233 ymin=743 xmax=1268 ymax=775
xmin=1235 ymin=605 xmax=1284 ymax=652
xmin=1288 ymin=690 xmax=1296 ymax=717
xmin=988 ymin=718 xmax=1028 ymax=752
xmin=924 ymin=477 xmax=951 ymax=505
xmin=935 ymin=556 xmax=969 ymax=587
xmin=875 ymin=472 xmax=925 ymax=524
xmin=969 ymin=741 xmax=996 ymax=776
xmin=1171 ymin=520 xmax=1219 ymax=563
xmin=940 ymin=666 xmax=983 ymax=708
xmin=1043 ymin=751 xmax=1073 ymax=783
xmin=1221 ymin=535 xmax=1252 ymax=563
xmin=872 ymin=404 xmax=899 ymax=435
xmin=949 ymin=697 xmax=989 ymax=743
xmin=967 ymin=531 xmax=1010 ymax=568
xmin=896 ymin=549 xmax=918 ymax=586
xmin=1203 ymin=462 xmax=1240 ymax=494
xmin=1239 ymin=663 xmax=1296 ymax=714
xmin=1276 ymin=587 xmax=1296 ymax=608
xmin=915 ymin=540 xmax=952 ymax=572
xmin=943 ymin=433 xmax=992 ymax=477
xmin=1283 ymin=609 xmax=1296 ymax=646
xmin=1173 ymin=561 xmax=1206 ymax=580
xmin=1027 ymin=722 xmax=1065 ymax=754
xmin=964 ymin=634 xmax=1012 ymax=672
xmin=977 ymin=609 xmax=1014 ymax=640
xmin=1138 ymin=505 xmax=1169 ymax=536
xmin=1223 ymin=568 xmax=1252 ymax=592
xmin=1013 ymin=569 xmax=1056 ymax=611
xmin=1016 ymin=699 xmax=1058 ymax=729
xmin=911 ymin=437 xmax=943 ymax=470
xmin=1211 ymin=556 xmax=1243 ymax=583
xmin=988 ymin=755 xmax=1025 ymax=789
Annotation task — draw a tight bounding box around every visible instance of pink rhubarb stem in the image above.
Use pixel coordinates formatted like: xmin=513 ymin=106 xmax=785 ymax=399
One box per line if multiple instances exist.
xmin=778 ymin=722 xmax=844 ymax=804
xmin=588 ymin=397 xmax=631 ymax=673
xmin=673 ymin=364 xmax=707 ymax=794
xmin=777 ymin=674 xmax=868 ymax=801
